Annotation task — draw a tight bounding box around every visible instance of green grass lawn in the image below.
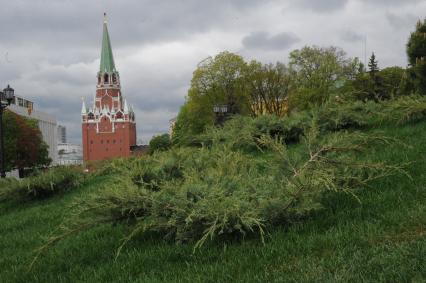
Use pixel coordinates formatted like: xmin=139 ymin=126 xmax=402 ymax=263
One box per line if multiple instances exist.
xmin=1 ymin=122 xmax=425 ymax=282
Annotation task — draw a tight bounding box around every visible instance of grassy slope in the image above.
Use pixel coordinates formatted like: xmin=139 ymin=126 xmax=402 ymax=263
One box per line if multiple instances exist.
xmin=1 ymin=122 xmax=425 ymax=283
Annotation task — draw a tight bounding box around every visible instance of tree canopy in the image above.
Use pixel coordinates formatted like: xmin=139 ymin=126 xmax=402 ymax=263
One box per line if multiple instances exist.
xmin=407 ymin=18 xmax=426 ymax=94
xmin=3 ymin=110 xmax=51 ymax=173
xmin=173 ymin=52 xmax=251 ymax=141
xmin=149 ymin=133 xmax=171 ymax=154
xmin=247 ymin=61 xmax=292 ymax=117
xmin=288 ymin=46 xmax=361 ymax=110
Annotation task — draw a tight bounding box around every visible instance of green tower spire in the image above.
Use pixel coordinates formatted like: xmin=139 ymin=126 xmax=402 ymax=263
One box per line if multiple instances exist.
xmin=99 ymin=13 xmax=116 ymax=73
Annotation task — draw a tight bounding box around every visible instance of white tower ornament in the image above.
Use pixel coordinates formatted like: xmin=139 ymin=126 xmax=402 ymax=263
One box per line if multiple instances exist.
xmin=81 ymin=97 xmax=87 ymax=114
xmin=123 ymin=99 xmax=129 ymax=114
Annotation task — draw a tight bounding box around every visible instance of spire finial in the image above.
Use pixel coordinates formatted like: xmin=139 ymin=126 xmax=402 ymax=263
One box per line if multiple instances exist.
xmin=104 ymin=12 xmax=107 ymax=23
xmin=81 ymin=97 xmax=87 ymax=115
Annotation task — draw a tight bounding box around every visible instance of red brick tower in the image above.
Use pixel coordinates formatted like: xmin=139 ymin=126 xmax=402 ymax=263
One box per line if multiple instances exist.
xmin=81 ymin=14 xmax=137 ymax=161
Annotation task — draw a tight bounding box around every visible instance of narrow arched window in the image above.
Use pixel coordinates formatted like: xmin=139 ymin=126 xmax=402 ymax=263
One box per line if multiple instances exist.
xmin=104 ymin=74 xmax=109 ymax=83
xmin=112 ymin=73 xmax=117 ymax=84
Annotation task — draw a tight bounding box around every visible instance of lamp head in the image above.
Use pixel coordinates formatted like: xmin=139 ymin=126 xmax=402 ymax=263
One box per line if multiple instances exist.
xmin=3 ymin=85 xmax=14 ymax=105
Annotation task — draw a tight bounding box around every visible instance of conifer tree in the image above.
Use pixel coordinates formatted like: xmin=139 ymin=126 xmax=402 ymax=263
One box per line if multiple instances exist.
xmin=407 ymin=18 xmax=426 ymax=94
xmin=366 ymin=52 xmax=387 ymax=100
xmin=368 ymin=52 xmax=379 ymax=77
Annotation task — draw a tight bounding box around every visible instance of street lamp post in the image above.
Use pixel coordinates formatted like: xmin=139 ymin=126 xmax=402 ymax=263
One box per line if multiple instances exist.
xmin=213 ymin=104 xmax=228 ymax=126
xmin=0 ymin=85 xmax=15 ymax=178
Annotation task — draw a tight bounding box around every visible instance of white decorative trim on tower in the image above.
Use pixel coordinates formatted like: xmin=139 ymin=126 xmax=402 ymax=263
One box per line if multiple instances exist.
xmin=81 ymin=99 xmax=87 ymax=115
xmin=123 ymin=99 xmax=129 ymax=114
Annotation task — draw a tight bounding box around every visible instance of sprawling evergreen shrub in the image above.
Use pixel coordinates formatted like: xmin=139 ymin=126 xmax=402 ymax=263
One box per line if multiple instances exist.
xmin=381 ymin=95 xmax=426 ymax=124
xmin=197 ymin=114 xmax=310 ymax=152
xmin=34 ymin=120 xmax=405 ymax=263
xmin=0 ymin=166 xmax=84 ymax=201
xmin=317 ymin=100 xmax=380 ymax=132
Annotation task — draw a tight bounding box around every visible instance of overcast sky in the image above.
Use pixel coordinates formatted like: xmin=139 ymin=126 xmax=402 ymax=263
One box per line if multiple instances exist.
xmin=1 ymin=0 xmax=425 ymax=144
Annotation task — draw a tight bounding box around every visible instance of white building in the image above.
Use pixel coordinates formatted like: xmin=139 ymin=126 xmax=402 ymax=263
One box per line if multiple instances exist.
xmin=57 ymin=143 xmax=83 ymax=165
xmin=8 ymin=95 xmax=58 ymax=164
xmin=57 ymin=125 xmax=66 ymax=143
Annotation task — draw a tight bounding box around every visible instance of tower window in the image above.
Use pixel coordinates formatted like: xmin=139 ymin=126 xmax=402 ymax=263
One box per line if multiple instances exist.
xmin=104 ymin=74 xmax=109 ymax=83
xmin=98 ymin=76 xmax=101 ymax=84
xmin=112 ymin=73 xmax=117 ymax=84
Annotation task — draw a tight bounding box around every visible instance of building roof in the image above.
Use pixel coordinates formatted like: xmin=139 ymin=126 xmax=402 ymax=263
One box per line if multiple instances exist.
xmin=99 ymin=14 xmax=116 ymax=74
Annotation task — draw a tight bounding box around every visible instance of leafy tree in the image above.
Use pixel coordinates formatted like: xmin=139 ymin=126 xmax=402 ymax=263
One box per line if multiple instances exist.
xmin=189 ymin=51 xmax=250 ymax=114
xmin=379 ymin=67 xmax=408 ymax=97
xmin=399 ymin=67 xmax=417 ymax=96
xmin=149 ymin=134 xmax=171 ymax=154
xmin=247 ymin=61 xmax=293 ymax=117
xmin=343 ymin=66 xmax=407 ymax=102
xmin=288 ymin=46 xmax=361 ymax=110
xmin=407 ymin=18 xmax=426 ymax=94
xmin=3 ymin=110 xmax=51 ymax=175
xmin=174 ymin=52 xmax=251 ymax=140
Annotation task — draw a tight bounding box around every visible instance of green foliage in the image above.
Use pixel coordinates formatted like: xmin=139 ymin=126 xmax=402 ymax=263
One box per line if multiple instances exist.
xmin=399 ymin=67 xmax=417 ymax=95
xmin=407 ymin=19 xmax=426 ymax=66
xmin=176 ymin=95 xmax=426 ymax=149
xmin=379 ymin=66 xmax=416 ymax=98
xmin=0 ymin=166 xmax=84 ymax=201
xmin=33 ymin=113 xmax=407 ymax=262
xmin=198 ymin=113 xmax=309 ymax=150
xmin=368 ymin=52 xmax=379 ymax=76
xmin=381 ymin=95 xmax=426 ymax=124
xmin=175 ymin=52 xmax=251 ymax=139
xmin=288 ymin=46 xmax=361 ymax=110
xmin=0 ymin=177 xmax=19 ymax=190
xmin=317 ymin=100 xmax=379 ymax=131
xmin=407 ymin=18 xmax=426 ymax=94
xmin=343 ymin=66 xmax=413 ymax=102
xmin=317 ymin=95 xmax=426 ymax=131
xmin=148 ymin=133 xmax=171 ymax=154
xmin=246 ymin=61 xmax=293 ymax=116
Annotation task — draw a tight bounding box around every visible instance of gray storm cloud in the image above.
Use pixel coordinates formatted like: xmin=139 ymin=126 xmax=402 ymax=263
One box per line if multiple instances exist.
xmin=339 ymin=30 xmax=364 ymax=43
xmin=242 ymin=31 xmax=300 ymax=51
